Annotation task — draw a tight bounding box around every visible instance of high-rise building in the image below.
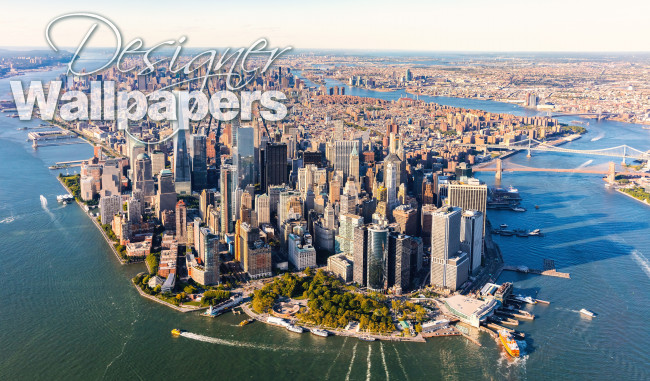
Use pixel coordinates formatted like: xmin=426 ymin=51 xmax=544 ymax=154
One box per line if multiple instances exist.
xmin=155 ymin=169 xmax=176 ymax=220
xmin=349 ymin=144 xmax=360 ymax=184
xmin=127 ymin=197 xmax=142 ymax=224
xmin=334 ymin=140 xmax=361 ymax=179
xmin=388 ymin=233 xmax=411 ymax=293
xmin=237 ymin=127 xmax=255 ymax=188
xmin=101 ymin=158 xmax=121 ymax=197
xmin=393 ymin=205 xmax=418 ymax=236
xmin=134 ymin=153 xmax=154 ymax=198
xmin=191 ymin=134 xmax=208 ymax=191
xmin=385 ymin=161 xmax=398 ymax=213
xmin=175 ymin=200 xmax=188 ymax=244
xmin=367 ymin=223 xmax=389 ymax=291
xmin=447 ymin=179 xmax=487 ymax=234
xmin=219 ymin=165 xmax=235 ymax=237
xmin=173 ymin=130 xmax=192 ymax=194
xmin=461 ymin=210 xmax=484 ymax=274
xmin=288 ymin=227 xmax=316 ymax=270
xmin=430 ymin=206 xmax=468 ymax=291
xmin=262 ymin=143 xmax=288 ymax=191
xmin=199 ymin=189 xmax=215 ymax=221
xmin=100 ymin=194 xmax=122 ymax=224
xmin=335 ymin=214 xmax=363 ymax=257
xmin=151 ymin=151 xmax=165 ymax=177
xmin=190 ymin=227 xmax=219 ymax=285
xmin=239 ymin=222 xmax=272 ymax=278
xmin=255 ymin=194 xmax=270 ymax=225
xmin=352 ymin=225 xmax=368 ymax=286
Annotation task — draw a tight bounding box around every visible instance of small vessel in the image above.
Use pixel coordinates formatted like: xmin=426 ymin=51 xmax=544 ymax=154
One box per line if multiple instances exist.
xmin=286 ymin=324 xmax=305 ymax=334
xmin=580 ymin=309 xmax=596 ymax=318
xmin=359 ymin=336 xmax=376 ymax=342
xmin=534 ymin=205 xmax=540 ymax=209
xmin=507 ymin=186 xmax=518 ymax=193
xmin=171 ymin=329 xmax=181 ymax=336
xmin=499 ymin=330 xmax=520 ymax=358
xmin=511 ymin=207 xmax=526 ymax=212
xmin=528 ymin=229 xmax=542 ymax=236
xmin=513 ymin=295 xmax=536 ymax=304
xmin=643 ymin=126 xmax=650 ymax=130
xmin=57 ymin=194 xmax=74 ymax=203
xmin=239 ymin=318 xmax=254 ymax=326
xmin=310 ymin=328 xmax=329 ymax=337
xmin=500 ymin=224 xmax=508 ymax=229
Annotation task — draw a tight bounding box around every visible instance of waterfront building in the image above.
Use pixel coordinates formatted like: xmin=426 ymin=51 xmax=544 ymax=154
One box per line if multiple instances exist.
xmin=190 ymin=227 xmax=219 ymax=286
xmin=127 ymin=197 xmax=142 ymax=224
xmin=387 ymin=233 xmax=411 ymax=294
xmin=100 ymin=194 xmax=122 ymax=224
xmin=442 ymin=295 xmax=498 ymax=328
xmin=460 ymin=210 xmax=484 ymax=274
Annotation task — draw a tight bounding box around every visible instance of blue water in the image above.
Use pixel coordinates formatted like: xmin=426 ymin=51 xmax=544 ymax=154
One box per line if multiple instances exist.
xmin=0 ymin=65 xmax=648 ymax=380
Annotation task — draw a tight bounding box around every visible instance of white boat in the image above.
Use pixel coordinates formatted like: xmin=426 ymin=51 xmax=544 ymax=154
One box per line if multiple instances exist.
xmin=57 ymin=194 xmax=74 ymax=203
xmin=500 ymin=224 xmax=508 ymax=229
xmin=310 ymin=328 xmax=329 ymax=337
xmin=511 ymin=207 xmax=526 ymax=212
xmin=359 ymin=336 xmax=376 ymax=342
xmin=513 ymin=295 xmax=536 ymax=304
xmin=286 ymin=324 xmax=305 ymax=334
xmin=528 ymin=229 xmax=542 ymax=236
xmin=580 ymin=308 xmax=596 ymax=318
xmin=508 ymin=186 xmax=519 ymax=193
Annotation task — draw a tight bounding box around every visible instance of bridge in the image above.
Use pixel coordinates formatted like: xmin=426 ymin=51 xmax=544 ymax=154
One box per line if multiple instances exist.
xmin=474 ymin=159 xmax=648 ymax=181
xmin=454 ymin=138 xmax=650 ymax=162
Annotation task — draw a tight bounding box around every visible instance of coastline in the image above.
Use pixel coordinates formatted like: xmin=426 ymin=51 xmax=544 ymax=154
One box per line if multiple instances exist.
xmin=616 ymin=188 xmax=650 ymax=207
xmin=131 ymin=277 xmax=208 ymax=313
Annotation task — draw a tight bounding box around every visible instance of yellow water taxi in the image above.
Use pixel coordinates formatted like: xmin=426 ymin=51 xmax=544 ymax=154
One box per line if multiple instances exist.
xmin=171 ymin=329 xmax=181 ymax=336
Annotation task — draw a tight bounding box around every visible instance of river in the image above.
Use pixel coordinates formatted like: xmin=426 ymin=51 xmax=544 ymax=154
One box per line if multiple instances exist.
xmin=0 ymin=66 xmax=648 ymax=380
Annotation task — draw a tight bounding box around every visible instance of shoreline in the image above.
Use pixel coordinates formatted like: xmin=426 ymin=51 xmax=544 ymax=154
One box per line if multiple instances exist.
xmin=131 ymin=277 xmax=208 ymax=313
xmin=616 ymin=188 xmax=650 ymax=207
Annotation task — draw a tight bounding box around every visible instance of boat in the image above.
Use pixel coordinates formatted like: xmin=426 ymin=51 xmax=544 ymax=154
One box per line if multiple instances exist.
xmin=534 ymin=205 xmax=540 ymax=209
xmin=359 ymin=336 xmax=376 ymax=342
xmin=643 ymin=126 xmax=650 ymax=130
xmin=528 ymin=229 xmax=542 ymax=236
xmin=580 ymin=309 xmax=596 ymax=318
xmin=286 ymin=324 xmax=305 ymax=334
xmin=239 ymin=318 xmax=254 ymax=326
xmin=500 ymin=224 xmax=508 ymax=229
xmin=516 ymin=231 xmax=529 ymax=237
xmin=507 ymin=185 xmax=518 ymax=193
xmin=513 ymin=295 xmax=536 ymax=304
xmin=310 ymin=328 xmax=329 ymax=337
xmin=499 ymin=330 xmax=520 ymax=358
xmin=511 ymin=207 xmax=526 ymax=212
xmin=499 ymin=230 xmax=515 ymax=236
xmin=57 ymin=194 xmax=74 ymax=203
xmin=171 ymin=329 xmax=181 ymax=336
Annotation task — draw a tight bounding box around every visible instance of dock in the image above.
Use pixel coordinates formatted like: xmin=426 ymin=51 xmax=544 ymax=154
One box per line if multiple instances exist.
xmin=502 ymin=265 xmax=570 ymax=279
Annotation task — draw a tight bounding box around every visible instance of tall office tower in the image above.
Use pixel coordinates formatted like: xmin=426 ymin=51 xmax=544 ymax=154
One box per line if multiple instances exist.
xmin=447 ymin=179 xmax=488 ymax=234
xmin=219 ymin=165 xmax=235 ymax=237
xmin=193 ymin=217 xmax=202 ymax=253
xmin=173 ymin=130 xmax=192 ymax=194
xmin=303 ymin=150 xmax=323 ymax=168
xmin=130 ymin=144 xmax=146 ymax=179
xmin=127 ymin=197 xmax=142 ymax=224
xmin=134 ymin=153 xmax=154 ymax=198
xmin=199 ymin=189 xmax=215 ymax=220
xmin=101 ymin=158 xmax=122 ymax=197
xmin=389 ymin=133 xmax=398 ymax=154
xmin=393 ymin=205 xmax=418 ymax=236
xmin=155 ymin=169 xmax=176 ymax=220
xmin=231 ymin=118 xmax=239 ymax=149
xmin=352 ymin=225 xmax=368 ymax=286
xmin=367 ymin=223 xmax=389 ymax=292
xmin=192 ymin=227 xmax=219 ymax=285
xmin=430 ymin=206 xmax=469 ymax=291
xmin=234 ymin=187 xmax=243 ymax=223
xmin=334 ymin=119 xmax=344 ymax=142
xmin=340 ymin=181 xmax=358 ymax=216
xmin=268 ymin=185 xmax=286 ymax=215
xmin=334 ymin=140 xmax=361 ymax=179
xmin=388 ymin=233 xmax=411 ymax=294
xmin=151 ymin=151 xmax=165 ymax=177
xmin=263 ymin=143 xmax=288 ymax=191
xmin=329 ymin=177 xmax=341 ymax=204
xmin=240 ymin=222 xmax=272 ymax=278
xmin=460 ymin=210 xmax=484 ymax=274
xmin=324 ymin=203 xmax=336 ymax=230
xmin=175 ymin=200 xmax=188 ymax=244
xmin=422 ymin=179 xmax=436 ymax=205
xmin=100 ymin=194 xmax=122 ymax=224
xmin=385 ymin=161 xmax=398 ymax=213
xmin=349 ymin=144 xmax=360 ymax=185
xmin=297 ymin=165 xmax=314 ymax=196
xmin=336 ymin=214 xmax=364 ymax=257
xmin=288 ymin=227 xmax=317 ymax=270
xmin=137 ymin=74 xmax=147 ymax=91
xmin=240 ymin=191 xmax=253 ymax=223
xmin=237 ymin=126 xmax=255 ymax=188
xmin=384 ymin=152 xmax=404 ymax=186
xmin=255 ymin=194 xmax=270 ymax=225
xmin=191 ymin=134 xmax=208 ymax=191
xmin=421 ymin=204 xmax=437 ymax=246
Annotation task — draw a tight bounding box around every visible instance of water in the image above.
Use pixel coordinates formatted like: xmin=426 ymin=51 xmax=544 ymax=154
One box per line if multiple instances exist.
xmin=1 ymin=67 xmax=649 ymax=380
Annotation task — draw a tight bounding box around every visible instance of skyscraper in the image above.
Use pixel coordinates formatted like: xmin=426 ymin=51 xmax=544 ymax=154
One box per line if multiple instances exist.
xmin=220 ymin=165 xmax=235 ymax=237
xmin=460 ymin=210 xmax=484 ymax=274
xmin=134 ymin=153 xmax=154 ymax=198
xmin=334 ymin=140 xmax=361 ymax=179
xmin=255 ymin=194 xmax=270 ymax=225
xmin=430 ymin=206 xmax=469 ymax=291
xmin=349 ymin=144 xmax=360 ymax=185
xmin=447 ymin=179 xmax=487 ymax=234
xmin=237 ymin=126 xmax=255 ymax=189
xmin=262 ymin=143 xmax=288 ymax=191
xmin=155 ymin=169 xmax=176 ymax=220
xmin=175 ymin=200 xmax=188 ymax=244
xmin=352 ymin=225 xmax=368 ymax=286
xmin=388 ymin=233 xmax=411 ymax=293
xmin=173 ymin=130 xmax=192 ymax=194
xmin=101 ymin=158 xmax=121 ymax=197
xmin=191 ymin=134 xmax=208 ymax=191
xmin=367 ymin=223 xmax=389 ymax=292
xmin=385 ymin=161 xmax=398 ymax=213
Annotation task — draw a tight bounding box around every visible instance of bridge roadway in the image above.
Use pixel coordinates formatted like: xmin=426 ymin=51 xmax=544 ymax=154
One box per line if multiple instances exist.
xmin=474 ymin=167 xmax=648 ymax=176
xmin=454 ymin=143 xmax=649 ymax=161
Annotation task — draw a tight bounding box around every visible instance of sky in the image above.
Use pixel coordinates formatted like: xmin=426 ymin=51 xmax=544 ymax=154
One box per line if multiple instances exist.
xmin=1 ymin=0 xmax=649 ymax=52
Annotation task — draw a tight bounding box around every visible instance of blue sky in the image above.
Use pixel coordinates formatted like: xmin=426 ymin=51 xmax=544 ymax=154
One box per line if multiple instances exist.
xmin=1 ymin=0 xmax=649 ymax=51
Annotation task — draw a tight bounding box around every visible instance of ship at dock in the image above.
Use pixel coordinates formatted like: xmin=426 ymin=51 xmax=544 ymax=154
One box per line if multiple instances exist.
xmin=310 ymin=328 xmax=329 ymax=337
xmin=286 ymin=324 xmax=305 ymax=334
xmin=499 ymin=330 xmax=520 ymax=357
xmin=488 ymin=186 xmax=524 ymax=211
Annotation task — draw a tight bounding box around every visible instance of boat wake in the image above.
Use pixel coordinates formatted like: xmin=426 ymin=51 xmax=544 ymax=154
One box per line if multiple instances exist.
xmin=555 ymin=307 xmax=580 ymax=313
xmin=575 ymin=159 xmax=593 ymax=169
xmin=631 ymin=250 xmax=650 ymax=279
xmin=345 ymin=343 xmax=358 ymax=381
xmin=179 ymin=331 xmax=324 ymax=353
xmin=0 ymin=215 xmax=15 ymax=224
xmin=590 ymin=132 xmax=605 ymax=142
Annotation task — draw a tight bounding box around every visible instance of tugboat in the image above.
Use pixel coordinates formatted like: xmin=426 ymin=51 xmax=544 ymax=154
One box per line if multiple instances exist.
xmin=239 ymin=318 xmax=254 ymax=326
xmin=310 ymin=328 xmax=330 ymax=337
xmin=171 ymin=329 xmax=182 ymax=337
xmin=499 ymin=330 xmax=520 ymax=358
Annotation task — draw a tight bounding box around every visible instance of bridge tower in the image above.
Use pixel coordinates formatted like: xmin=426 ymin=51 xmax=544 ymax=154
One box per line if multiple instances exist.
xmin=495 ymin=158 xmax=502 ymax=180
xmin=621 ymin=146 xmax=627 ymax=166
xmin=527 ymin=139 xmax=532 ymax=158
xmin=607 ymin=161 xmax=616 ymax=183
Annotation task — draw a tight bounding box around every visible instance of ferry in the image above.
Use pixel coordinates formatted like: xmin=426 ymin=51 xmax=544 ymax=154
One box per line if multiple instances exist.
xmin=359 ymin=336 xmax=376 ymax=342
xmin=580 ymin=309 xmax=596 ymax=318
xmin=239 ymin=318 xmax=254 ymax=326
xmin=513 ymin=295 xmax=536 ymax=304
xmin=528 ymin=229 xmax=542 ymax=236
xmin=57 ymin=194 xmax=74 ymax=203
xmin=511 ymin=207 xmax=526 ymax=212
xmin=499 ymin=330 xmax=520 ymax=358
xmin=500 ymin=224 xmax=508 ymax=229
xmin=310 ymin=328 xmax=329 ymax=337
xmin=286 ymin=324 xmax=305 ymax=334
xmin=171 ymin=329 xmax=182 ymax=337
